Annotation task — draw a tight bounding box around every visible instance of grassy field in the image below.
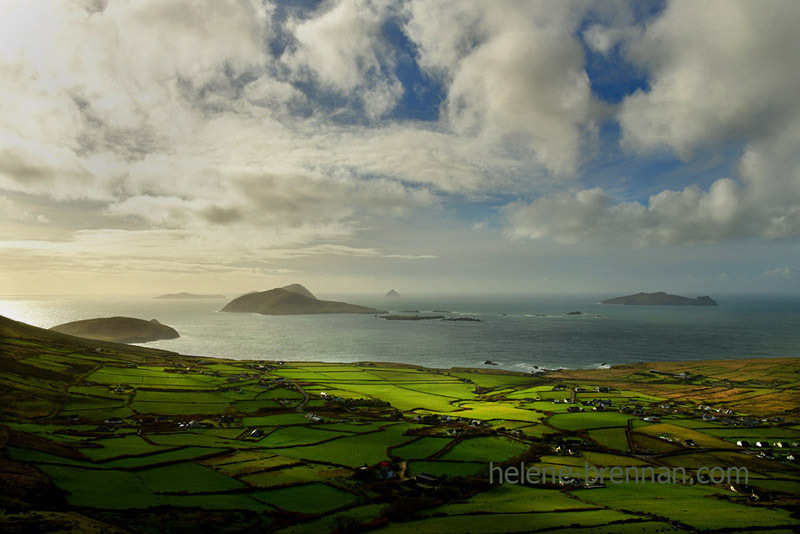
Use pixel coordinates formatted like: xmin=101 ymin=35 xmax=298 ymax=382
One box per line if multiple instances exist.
xmin=0 ymin=314 xmax=798 ymax=533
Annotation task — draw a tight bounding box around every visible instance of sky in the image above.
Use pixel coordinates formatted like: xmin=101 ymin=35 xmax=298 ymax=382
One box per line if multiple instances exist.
xmin=1 ymin=0 xmax=799 ymax=296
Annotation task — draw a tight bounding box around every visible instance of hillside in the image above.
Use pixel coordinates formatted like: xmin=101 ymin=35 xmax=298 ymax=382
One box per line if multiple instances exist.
xmin=0 ymin=314 xmax=797 ymax=533
xmin=50 ymin=317 xmax=180 ymax=343
xmin=281 ymin=283 xmax=317 ymax=299
xmin=602 ymin=292 xmax=718 ymax=306
xmin=221 ymin=286 xmax=384 ymax=315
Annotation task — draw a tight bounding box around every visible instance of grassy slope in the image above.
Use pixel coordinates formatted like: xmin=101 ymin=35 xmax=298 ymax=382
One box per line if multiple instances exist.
xmin=1 ymin=314 xmax=798 ymax=533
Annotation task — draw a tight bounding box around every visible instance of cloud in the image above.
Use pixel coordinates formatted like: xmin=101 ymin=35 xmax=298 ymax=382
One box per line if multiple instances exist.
xmin=761 ymin=267 xmax=796 ymax=281
xmin=505 ymin=178 xmax=758 ymax=246
xmin=507 ymin=0 xmax=800 ymax=247
xmin=284 ymin=0 xmax=403 ymax=119
xmin=1 ymin=0 xmax=798 ymax=293
xmin=618 ymin=1 xmax=800 ymax=159
xmin=0 ymin=195 xmax=49 ymax=223
xmin=405 ymin=0 xmax=601 ymax=176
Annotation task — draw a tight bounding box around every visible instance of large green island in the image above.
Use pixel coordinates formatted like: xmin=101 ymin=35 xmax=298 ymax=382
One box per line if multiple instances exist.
xmin=1 ymin=314 xmax=798 ymax=533
xmin=221 ymin=284 xmax=385 ymax=316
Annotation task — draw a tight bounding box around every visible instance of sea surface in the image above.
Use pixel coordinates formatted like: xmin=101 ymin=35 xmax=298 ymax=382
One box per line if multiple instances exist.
xmin=1 ymin=294 xmax=798 ymax=371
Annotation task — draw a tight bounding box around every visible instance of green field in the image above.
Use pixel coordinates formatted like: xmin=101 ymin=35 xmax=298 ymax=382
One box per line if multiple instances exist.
xmin=1 ymin=315 xmax=798 ymax=533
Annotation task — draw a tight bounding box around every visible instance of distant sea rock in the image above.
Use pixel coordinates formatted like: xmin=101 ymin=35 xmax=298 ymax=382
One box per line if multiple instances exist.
xmin=379 ymin=315 xmax=444 ymax=321
xmin=602 ymin=292 xmax=718 ymax=306
xmin=155 ymin=292 xmax=225 ymax=299
xmin=221 ymin=284 xmax=385 ymax=315
xmin=385 ymin=289 xmax=402 ymax=297
xmin=50 ymin=317 xmax=180 ymax=343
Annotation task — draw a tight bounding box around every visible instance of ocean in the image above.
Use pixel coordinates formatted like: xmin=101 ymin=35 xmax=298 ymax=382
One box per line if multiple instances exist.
xmin=1 ymin=294 xmax=798 ymax=371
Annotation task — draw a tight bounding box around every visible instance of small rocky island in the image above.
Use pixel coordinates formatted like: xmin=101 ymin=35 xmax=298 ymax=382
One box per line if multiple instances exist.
xmin=602 ymin=292 xmax=718 ymax=306
xmin=155 ymin=292 xmax=225 ymax=299
xmin=385 ymin=289 xmax=402 ymax=297
xmin=50 ymin=317 xmax=180 ymax=343
xmin=379 ymin=315 xmax=444 ymax=321
xmin=221 ymin=284 xmax=385 ymax=315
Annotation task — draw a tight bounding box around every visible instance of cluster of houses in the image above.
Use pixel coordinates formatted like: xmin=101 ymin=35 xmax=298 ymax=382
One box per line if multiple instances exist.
xmin=736 ymin=439 xmax=797 ymax=461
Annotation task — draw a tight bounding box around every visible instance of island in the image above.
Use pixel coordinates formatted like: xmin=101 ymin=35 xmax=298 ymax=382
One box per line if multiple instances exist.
xmin=379 ymin=315 xmax=444 ymax=321
xmin=155 ymin=292 xmax=225 ymax=299
xmin=50 ymin=316 xmax=180 ymax=343
xmin=602 ymin=292 xmax=718 ymax=306
xmin=385 ymin=289 xmax=402 ymax=297
xmin=221 ymin=284 xmax=386 ymax=315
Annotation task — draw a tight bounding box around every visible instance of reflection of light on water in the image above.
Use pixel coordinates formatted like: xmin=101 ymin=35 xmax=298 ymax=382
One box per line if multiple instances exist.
xmin=0 ymin=296 xmax=109 ymax=329
xmin=0 ymin=299 xmax=37 ymax=325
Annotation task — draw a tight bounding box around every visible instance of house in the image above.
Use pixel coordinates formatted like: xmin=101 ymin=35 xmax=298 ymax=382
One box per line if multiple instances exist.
xmin=659 ymin=404 xmax=672 ymax=410
xmin=376 ymin=461 xmax=398 ymax=480
xmin=574 ymin=387 xmax=587 ymax=393
xmin=698 ymin=404 xmax=711 ymax=411
xmin=736 ymin=440 xmax=751 ymax=447
xmin=248 ymin=428 xmax=264 ymax=438
xmin=643 ymin=416 xmax=660 ymax=423
xmin=702 ymin=414 xmax=717 ymax=422
xmin=595 ymin=386 xmax=610 ymax=393
xmin=305 ymin=413 xmax=323 ymax=423
xmin=593 ymin=405 xmax=606 ymax=411
xmin=415 ymin=473 xmax=443 ymax=488
xmin=684 ymin=439 xmax=697 ymax=447
xmin=776 ymin=441 xmax=791 ymax=448
xmin=566 ymin=406 xmax=582 ymax=413
xmin=755 ymin=441 xmax=770 ymax=448
xmin=552 ymin=386 xmax=565 ymax=391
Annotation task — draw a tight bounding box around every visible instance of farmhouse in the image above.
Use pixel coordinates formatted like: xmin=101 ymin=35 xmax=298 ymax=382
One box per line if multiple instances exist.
xmin=415 ymin=473 xmax=443 ymax=488
xmin=737 ymin=440 xmax=751 ymax=447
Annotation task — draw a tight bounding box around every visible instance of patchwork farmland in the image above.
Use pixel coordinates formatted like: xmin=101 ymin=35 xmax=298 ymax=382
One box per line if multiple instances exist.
xmin=1 ymin=315 xmax=798 ymax=532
